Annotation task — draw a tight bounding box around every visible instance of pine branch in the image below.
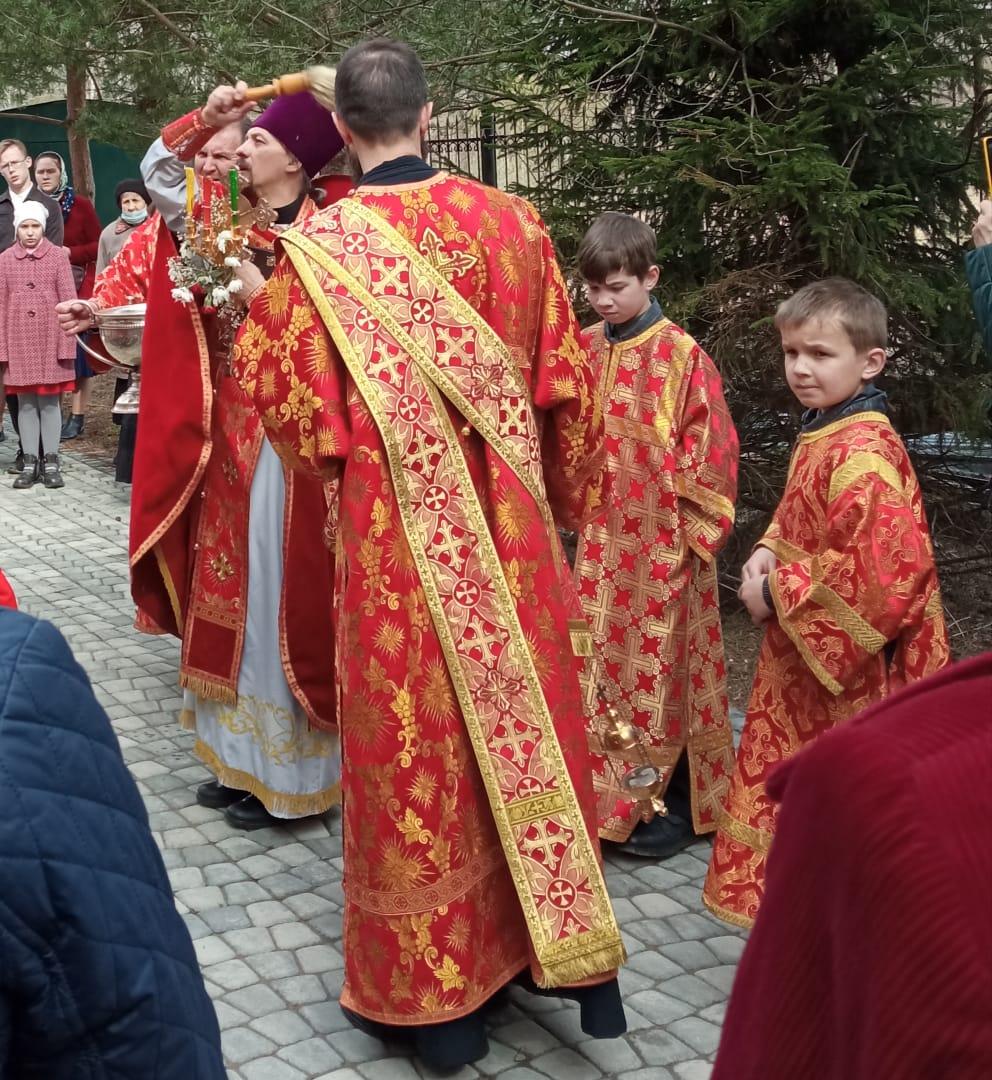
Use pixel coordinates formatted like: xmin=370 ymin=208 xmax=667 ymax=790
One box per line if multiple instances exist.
xmin=560 ymin=0 xmax=738 ymax=57
xmin=131 ymin=0 xmax=235 ymax=81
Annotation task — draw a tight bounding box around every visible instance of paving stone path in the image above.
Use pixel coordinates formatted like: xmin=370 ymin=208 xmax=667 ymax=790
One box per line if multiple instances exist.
xmin=0 ymin=433 xmax=748 ymax=1080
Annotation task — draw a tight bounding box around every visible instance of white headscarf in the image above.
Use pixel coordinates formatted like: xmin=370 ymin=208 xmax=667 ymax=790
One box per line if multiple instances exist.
xmin=12 ymin=201 xmax=48 ymax=230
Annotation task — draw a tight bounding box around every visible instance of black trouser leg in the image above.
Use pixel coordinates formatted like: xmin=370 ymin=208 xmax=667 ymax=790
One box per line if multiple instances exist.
xmin=116 ymin=413 xmax=137 ymax=484
xmin=664 ymin=750 xmax=692 ymax=819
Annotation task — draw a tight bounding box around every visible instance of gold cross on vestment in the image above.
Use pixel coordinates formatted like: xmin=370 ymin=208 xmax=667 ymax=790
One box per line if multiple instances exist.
xmin=579 ymin=578 xmax=617 ymax=638
xmin=597 ymin=509 xmax=639 ymax=568
xmin=616 ymin=625 xmax=661 ymax=688
xmin=419 ymin=227 xmax=478 ymax=277
xmin=521 ymin=817 xmax=567 ymax=868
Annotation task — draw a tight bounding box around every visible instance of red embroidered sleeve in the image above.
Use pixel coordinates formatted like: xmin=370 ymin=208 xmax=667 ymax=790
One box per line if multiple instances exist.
xmin=677 ymin=346 xmax=739 ymax=561
xmin=161 ymin=108 xmax=214 ymax=161
xmin=92 ymin=215 xmax=160 ymax=308
xmin=526 ymin=210 xmax=608 ymax=530
xmin=234 ymin=255 xmax=352 ymax=485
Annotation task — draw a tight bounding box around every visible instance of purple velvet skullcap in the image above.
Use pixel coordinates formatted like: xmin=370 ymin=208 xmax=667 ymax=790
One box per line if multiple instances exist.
xmin=250 ymin=92 xmax=344 ymax=179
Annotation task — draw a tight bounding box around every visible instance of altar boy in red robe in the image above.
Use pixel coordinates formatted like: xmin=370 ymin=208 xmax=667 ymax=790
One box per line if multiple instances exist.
xmin=703 ymin=277 xmax=950 ymax=928
xmin=574 ymin=212 xmax=739 ymax=858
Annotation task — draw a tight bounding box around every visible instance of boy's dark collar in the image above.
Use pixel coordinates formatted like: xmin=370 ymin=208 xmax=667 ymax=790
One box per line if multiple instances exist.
xmin=801 ymin=383 xmax=889 ymax=432
xmin=603 ymin=297 xmax=664 ymax=343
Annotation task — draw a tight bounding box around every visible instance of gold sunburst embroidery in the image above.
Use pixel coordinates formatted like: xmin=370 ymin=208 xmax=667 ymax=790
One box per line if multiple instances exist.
xmin=495 ymin=486 xmax=532 ymax=545
xmin=408 ymin=768 xmax=438 ymax=807
xmin=497 ymin=240 xmax=525 ymax=290
xmin=374 ymin=619 xmax=405 ymax=658
xmin=445 ymin=914 xmax=471 ymax=953
xmin=347 ymin=696 xmax=385 ymax=746
xmin=259 ymin=368 xmax=277 ymax=400
xmin=447 ymin=185 xmax=475 ymax=213
xmin=543 ymin=281 xmax=563 ymax=329
xmin=316 ymin=427 xmax=339 ymax=456
xmin=550 ymin=373 xmax=578 ymax=402
xmin=264 ymin=273 xmax=292 ymax=318
xmin=376 ymin=841 xmax=428 ymax=891
xmin=420 ymin=661 xmax=456 ymax=724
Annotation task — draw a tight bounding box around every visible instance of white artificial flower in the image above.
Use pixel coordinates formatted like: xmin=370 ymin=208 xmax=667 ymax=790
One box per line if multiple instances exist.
xmin=216 ymin=230 xmax=233 ymax=253
xmin=211 ymin=286 xmax=230 ymax=306
xmin=228 ymin=279 xmax=244 ymax=294
xmin=171 ymin=286 xmax=194 ymax=303
xmin=224 ymin=256 xmax=241 ymax=268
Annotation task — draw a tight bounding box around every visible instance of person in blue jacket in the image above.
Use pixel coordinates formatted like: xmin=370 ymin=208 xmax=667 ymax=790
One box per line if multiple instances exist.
xmin=0 ymin=606 xmax=226 ymax=1078
xmin=965 ymin=200 xmax=992 ymax=363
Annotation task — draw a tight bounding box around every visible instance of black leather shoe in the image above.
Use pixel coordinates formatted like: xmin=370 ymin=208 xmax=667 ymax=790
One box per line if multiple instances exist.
xmin=12 ymin=454 xmax=38 ymax=489
xmin=340 ymin=1006 xmax=398 ymax=1043
xmin=42 ymin=453 xmax=64 ymax=489
xmin=514 ymin=972 xmax=627 ymax=1038
xmin=340 ymin=1005 xmax=489 ymax=1071
xmin=224 ymin=794 xmax=285 ymax=830
xmin=413 ymin=1013 xmax=488 ymax=1071
xmin=196 ymin=780 xmax=249 ymax=809
xmin=615 ymin=811 xmax=697 ymax=859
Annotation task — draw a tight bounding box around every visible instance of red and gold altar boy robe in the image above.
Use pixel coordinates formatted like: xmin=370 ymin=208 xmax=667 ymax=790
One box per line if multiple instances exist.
xmin=234 ymin=171 xmax=627 ymax=1025
xmin=703 ymin=395 xmax=950 ymax=928
xmin=575 ymin=312 xmax=738 ymax=841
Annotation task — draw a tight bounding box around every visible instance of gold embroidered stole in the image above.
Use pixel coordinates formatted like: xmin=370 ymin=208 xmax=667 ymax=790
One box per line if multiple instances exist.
xmin=280 ymin=202 xmax=624 ymax=986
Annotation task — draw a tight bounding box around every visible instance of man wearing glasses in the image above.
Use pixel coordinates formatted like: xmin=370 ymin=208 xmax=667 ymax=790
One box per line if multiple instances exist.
xmin=0 ymin=140 xmax=63 ymax=251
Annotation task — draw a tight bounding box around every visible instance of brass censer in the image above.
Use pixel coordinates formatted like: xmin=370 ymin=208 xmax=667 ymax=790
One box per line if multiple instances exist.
xmin=597 ymin=683 xmax=668 ymax=820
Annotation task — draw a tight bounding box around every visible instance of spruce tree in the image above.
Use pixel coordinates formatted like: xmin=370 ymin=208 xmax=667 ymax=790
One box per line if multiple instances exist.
xmin=485 ymin=0 xmax=992 ymax=511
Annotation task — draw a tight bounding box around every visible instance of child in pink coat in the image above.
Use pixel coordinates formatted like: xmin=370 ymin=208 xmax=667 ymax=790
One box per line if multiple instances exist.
xmin=0 ymin=201 xmax=76 ymax=488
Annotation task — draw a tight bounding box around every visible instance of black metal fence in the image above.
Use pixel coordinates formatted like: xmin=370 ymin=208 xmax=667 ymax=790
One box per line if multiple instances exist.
xmin=429 ymin=103 xmax=605 ymax=210
xmin=427 ymin=108 xmax=499 ymax=187
xmin=428 ymin=101 xmax=641 ymax=230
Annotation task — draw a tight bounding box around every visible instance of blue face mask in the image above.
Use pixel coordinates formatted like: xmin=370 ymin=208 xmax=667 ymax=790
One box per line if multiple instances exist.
xmin=121 ymin=208 xmax=148 ymax=225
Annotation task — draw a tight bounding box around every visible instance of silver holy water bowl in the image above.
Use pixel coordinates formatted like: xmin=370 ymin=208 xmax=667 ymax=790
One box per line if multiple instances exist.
xmin=95 ymin=303 xmax=145 ymax=369
xmin=78 ymin=303 xmax=146 ymax=415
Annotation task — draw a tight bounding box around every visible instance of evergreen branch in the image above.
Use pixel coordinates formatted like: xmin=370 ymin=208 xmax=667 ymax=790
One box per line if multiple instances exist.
xmin=258 ymin=1 xmax=334 ymax=47
xmin=0 ymin=112 xmax=66 ymax=127
xmin=132 ymin=0 xmax=235 ymax=81
xmin=560 ymin=0 xmax=737 ymax=57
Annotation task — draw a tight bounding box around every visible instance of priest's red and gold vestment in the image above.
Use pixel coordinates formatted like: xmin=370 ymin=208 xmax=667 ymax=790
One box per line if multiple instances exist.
xmin=94 ymin=123 xmax=341 ymax=814
xmin=234 ymin=173 xmax=626 ymax=1024
xmin=703 ymin=410 xmax=950 ymax=928
xmin=574 ymin=319 xmax=738 ymax=840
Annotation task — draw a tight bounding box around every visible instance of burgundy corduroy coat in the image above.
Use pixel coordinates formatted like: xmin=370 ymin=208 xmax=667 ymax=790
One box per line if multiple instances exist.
xmin=711 ymin=652 xmax=992 ymax=1080
xmin=61 ymin=193 xmax=101 ymax=299
xmin=0 ymin=239 xmax=77 ymax=387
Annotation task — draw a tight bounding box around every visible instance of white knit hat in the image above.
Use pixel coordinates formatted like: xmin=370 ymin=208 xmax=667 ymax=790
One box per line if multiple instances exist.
xmin=13 ymin=201 xmax=48 ymax=230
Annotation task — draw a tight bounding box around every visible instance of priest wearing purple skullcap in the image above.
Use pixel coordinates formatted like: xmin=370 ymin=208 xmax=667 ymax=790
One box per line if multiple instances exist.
xmin=57 ymin=79 xmax=349 ymax=833
xmin=235 ymin=90 xmax=347 ymax=275
xmin=168 ymin=82 xmax=348 ymax=830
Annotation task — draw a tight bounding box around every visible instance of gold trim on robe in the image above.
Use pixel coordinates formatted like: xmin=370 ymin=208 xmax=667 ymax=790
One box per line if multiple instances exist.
xmin=278 ymin=203 xmax=624 ymax=987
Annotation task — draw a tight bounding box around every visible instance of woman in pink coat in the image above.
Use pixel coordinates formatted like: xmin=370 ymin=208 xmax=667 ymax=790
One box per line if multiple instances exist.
xmin=0 ymin=201 xmax=76 ymax=488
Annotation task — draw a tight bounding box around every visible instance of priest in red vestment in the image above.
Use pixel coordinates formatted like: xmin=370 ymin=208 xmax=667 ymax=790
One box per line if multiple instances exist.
xmin=57 ymin=91 xmax=347 ymax=830
xmin=704 ymin=278 xmax=950 ymax=928
xmin=711 ymin=653 xmax=992 ymax=1080
xmin=233 ymin=38 xmax=626 ymax=1073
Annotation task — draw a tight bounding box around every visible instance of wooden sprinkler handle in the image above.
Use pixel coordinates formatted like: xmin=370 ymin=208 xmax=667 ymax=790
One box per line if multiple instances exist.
xmin=242 ymin=70 xmax=311 ymax=102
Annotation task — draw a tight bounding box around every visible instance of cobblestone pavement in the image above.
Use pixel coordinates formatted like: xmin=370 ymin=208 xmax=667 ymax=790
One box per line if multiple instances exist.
xmin=0 ymin=435 xmax=748 ymax=1080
